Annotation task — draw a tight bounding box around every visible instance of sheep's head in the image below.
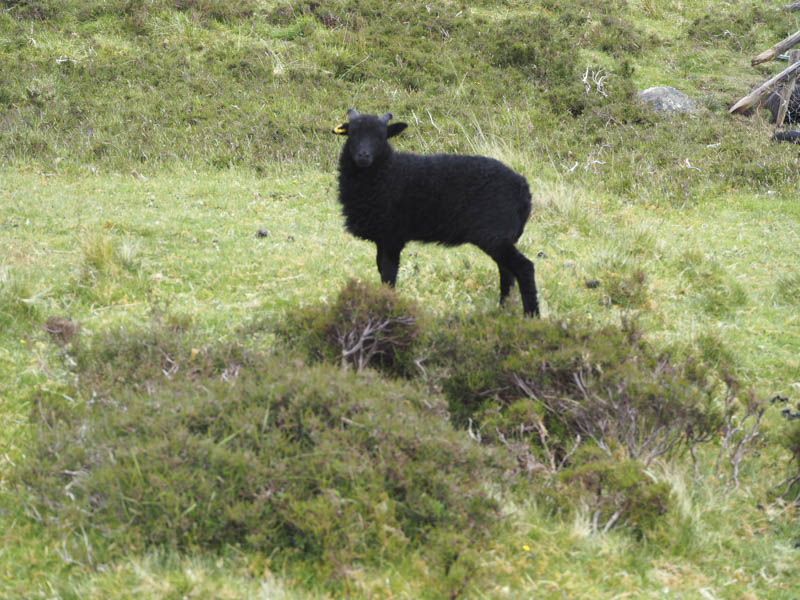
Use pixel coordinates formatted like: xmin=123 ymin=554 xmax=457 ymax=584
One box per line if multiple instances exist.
xmin=333 ymin=109 xmax=408 ymax=168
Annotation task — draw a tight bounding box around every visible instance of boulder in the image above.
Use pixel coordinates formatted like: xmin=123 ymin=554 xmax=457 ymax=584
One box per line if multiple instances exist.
xmin=637 ymin=86 xmax=697 ymax=114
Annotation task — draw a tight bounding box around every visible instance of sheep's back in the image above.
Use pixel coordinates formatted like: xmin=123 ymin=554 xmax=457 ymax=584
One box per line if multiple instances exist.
xmin=390 ymin=153 xmax=531 ymax=246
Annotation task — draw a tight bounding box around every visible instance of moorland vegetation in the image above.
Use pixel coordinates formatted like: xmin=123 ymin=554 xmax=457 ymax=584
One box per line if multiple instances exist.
xmin=1 ymin=0 xmax=800 ymax=598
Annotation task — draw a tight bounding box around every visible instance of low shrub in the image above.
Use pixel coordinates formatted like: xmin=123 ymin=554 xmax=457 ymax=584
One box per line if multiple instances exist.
xmin=541 ymin=0 xmax=653 ymax=56
xmin=687 ymin=6 xmax=786 ymax=53
xmin=41 ymin=316 xmax=78 ymax=346
xmin=68 ymin=319 xmax=250 ymax=397
xmin=549 ymin=445 xmax=672 ymax=537
xmin=601 ymin=264 xmax=650 ymax=309
xmin=16 ymin=321 xmax=507 ymax=585
xmin=277 ymin=279 xmax=420 ymax=377
xmin=488 ymin=12 xmax=641 ymax=117
xmin=281 ymin=287 xmax=740 ymax=477
xmin=428 ymin=313 xmax=727 ymax=469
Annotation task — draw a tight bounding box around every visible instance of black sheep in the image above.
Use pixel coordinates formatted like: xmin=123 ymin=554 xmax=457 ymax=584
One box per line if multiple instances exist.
xmin=332 ymin=109 xmax=540 ymax=316
xmin=772 ymin=130 xmax=800 ymax=144
xmin=763 ymin=86 xmax=800 ymax=125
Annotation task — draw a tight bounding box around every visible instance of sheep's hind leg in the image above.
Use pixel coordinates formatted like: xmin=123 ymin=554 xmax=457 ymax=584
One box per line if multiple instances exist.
xmin=376 ymin=242 xmax=403 ymax=287
xmin=499 ymin=266 xmax=516 ymax=305
xmin=487 ymin=244 xmax=539 ymax=317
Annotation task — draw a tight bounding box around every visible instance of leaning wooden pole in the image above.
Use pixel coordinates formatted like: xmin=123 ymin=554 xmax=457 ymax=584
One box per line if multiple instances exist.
xmin=776 ymin=50 xmax=800 ymax=126
xmin=751 ymin=29 xmax=800 ymax=65
xmin=729 ymin=60 xmax=800 ymax=114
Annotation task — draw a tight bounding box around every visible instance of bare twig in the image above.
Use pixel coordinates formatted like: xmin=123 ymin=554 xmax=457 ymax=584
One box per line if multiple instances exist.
xmin=714 ymin=389 xmax=765 ymax=490
xmin=582 ymin=66 xmax=608 ymax=97
xmin=427 ymin=110 xmax=442 ymax=134
xmin=338 ymin=315 xmax=416 ymax=371
xmin=467 ymin=418 xmax=482 ymax=443
xmin=601 ymin=509 xmax=622 ymax=534
xmin=511 ymin=372 xmax=539 ymax=401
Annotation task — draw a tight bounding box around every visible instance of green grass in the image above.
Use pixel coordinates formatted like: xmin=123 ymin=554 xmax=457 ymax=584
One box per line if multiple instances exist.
xmin=3 ymin=170 xmax=798 ymax=600
xmin=2 ymin=0 xmax=800 ymax=597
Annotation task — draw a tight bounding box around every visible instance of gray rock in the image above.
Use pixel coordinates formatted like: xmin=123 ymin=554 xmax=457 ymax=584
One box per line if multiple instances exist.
xmin=637 ymin=86 xmax=696 ymax=114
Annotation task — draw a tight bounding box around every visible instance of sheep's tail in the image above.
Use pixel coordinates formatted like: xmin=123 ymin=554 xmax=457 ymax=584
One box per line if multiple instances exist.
xmin=515 ymin=179 xmax=532 ymax=241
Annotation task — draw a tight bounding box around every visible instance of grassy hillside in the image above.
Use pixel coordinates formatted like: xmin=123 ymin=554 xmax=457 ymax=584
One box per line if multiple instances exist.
xmin=1 ymin=0 xmax=800 ymax=598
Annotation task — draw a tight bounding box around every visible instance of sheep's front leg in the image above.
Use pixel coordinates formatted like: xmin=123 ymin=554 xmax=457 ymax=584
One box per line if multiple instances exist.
xmin=376 ymin=242 xmax=403 ymax=287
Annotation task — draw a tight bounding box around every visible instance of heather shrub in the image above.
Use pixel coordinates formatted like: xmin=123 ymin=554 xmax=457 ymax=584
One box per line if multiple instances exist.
xmin=428 ymin=313 xmax=726 ymax=469
xmin=687 ymin=6 xmax=786 ymax=52
xmin=601 ymin=264 xmax=650 ymax=309
xmin=277 ymin=279 xmax=420 ymax=376
xmin=16 ymin=322 xmax=507 ymax=585
xmin=549 ymin=445 xmax=673 ymax=537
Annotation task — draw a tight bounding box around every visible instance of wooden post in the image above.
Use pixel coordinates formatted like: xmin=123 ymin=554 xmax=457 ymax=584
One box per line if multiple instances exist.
xmin=729 ymin=59 xmax=800 ymax=114
xmin=777 ymin=50 xmax=800 ymax=127
xmin=751 ymin=29 xmax=800 ymax=65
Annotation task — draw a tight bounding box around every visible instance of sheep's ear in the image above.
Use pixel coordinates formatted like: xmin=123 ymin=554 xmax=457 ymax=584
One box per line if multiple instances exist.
xmin=332 ymin=122 xmax=349 ymax=135
xmin=387 ymin=122 xmax=408 ymax=138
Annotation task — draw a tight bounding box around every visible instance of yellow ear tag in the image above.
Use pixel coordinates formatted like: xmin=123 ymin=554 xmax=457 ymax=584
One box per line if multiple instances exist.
xmin=333 ymin=125 xmax=347 ymax=134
